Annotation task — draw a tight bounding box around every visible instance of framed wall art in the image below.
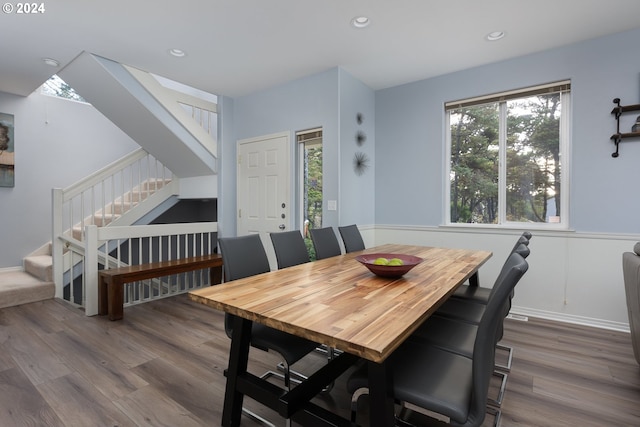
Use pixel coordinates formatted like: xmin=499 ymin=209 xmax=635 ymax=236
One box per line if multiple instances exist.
xmin=0 ymin=113 xmax=14 ymax=187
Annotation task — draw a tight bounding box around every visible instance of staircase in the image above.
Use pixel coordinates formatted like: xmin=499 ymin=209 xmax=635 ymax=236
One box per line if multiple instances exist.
xmin=1 ymin=54 xmax=220 ymax=311
xmin=0 ymin=178 xmax=172 ymax=309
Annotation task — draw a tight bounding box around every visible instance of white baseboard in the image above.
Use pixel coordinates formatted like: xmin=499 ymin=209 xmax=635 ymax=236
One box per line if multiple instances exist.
xmin=0 ymin=266 xmax=24 ymax=273
xmin=511 ymin=305 xmax=630 ymax=333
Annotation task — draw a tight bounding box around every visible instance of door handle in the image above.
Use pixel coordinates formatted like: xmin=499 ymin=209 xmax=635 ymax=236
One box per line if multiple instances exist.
xmin=279 ymin=224 xmax=286 ymax=230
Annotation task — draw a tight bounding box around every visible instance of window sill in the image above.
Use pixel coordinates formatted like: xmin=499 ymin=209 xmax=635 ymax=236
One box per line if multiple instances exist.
xmin=439 ymin=223 xmax=575 ymax=234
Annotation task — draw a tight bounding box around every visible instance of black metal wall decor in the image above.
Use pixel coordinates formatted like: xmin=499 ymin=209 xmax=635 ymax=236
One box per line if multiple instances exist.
xmin=353 ymin=111 xmax=369 ymax=175
xmin=611 ymin=98 xmax=640 ymax=158
xmin=353 ymin=152 xmax=369 ymax=175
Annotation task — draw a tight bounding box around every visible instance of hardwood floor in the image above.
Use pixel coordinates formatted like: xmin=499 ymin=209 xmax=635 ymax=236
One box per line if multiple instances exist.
xmin=1 ymin=295 xmax=639 ymax=427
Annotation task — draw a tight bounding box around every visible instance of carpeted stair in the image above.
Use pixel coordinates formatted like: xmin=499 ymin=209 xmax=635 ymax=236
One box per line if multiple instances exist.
xmin=0 ymin=244 xmax=54 ymax=309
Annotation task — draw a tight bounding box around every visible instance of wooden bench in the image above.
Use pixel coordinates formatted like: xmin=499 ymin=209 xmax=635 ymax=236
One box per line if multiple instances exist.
xmin=98 ymin=253 xmax=223 ymax=321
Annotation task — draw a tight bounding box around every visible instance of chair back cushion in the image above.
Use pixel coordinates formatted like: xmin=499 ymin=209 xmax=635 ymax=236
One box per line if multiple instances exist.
xmin=338 ymin=224 xmax=366 ymax=253
xmin=487 ymin=243 xmax=529 ymax=302
xmin=270 ymin=230 xmax=310 ymax=269
xmin=623 ymin=245 xmax=640 ymax=365
xmin=309 ymin=227 xmax=342 ymax=259
xmin=218 ymin=234 xmax=271 ymax=338
xmin=219 ymin=234 xmax=270 ymax=281
xmin=510 ymin=234 xmax=531 ymax=254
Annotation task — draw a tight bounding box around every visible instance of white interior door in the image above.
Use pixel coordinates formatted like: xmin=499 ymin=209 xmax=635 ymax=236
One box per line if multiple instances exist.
xmin=237 ymin=132 xmax=291 ymax=269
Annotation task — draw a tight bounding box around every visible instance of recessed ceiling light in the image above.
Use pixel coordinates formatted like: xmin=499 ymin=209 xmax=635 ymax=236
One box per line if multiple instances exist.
xmin=486 ymin=31 xmax=506 ymax=41
xmin=43 ymin=58 xmax=59 ymax=67
xmin=168 ymin=48 xmax=186 ymax=58
xmin=351 ymin=16 xmax=370 ymax=29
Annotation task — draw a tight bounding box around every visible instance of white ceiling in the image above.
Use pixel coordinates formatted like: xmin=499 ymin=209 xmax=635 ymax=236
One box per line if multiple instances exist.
xmin=3 ymin=0 xmax=640 ymax=98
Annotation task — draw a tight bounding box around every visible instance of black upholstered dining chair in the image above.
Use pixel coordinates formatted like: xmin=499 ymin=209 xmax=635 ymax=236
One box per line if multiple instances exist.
xmin=270 ymin=230 xmax=310 ymax=269
xmin=452 ymin=231 xmax=531 ymax=303
xmin=433 ymin=242 xmax=530 ymax=376
xmin=409 ymin=242 xmax=531 ymax=407
xmin=347 ymin=252 xmax=529 ymax=427
xmin=218 ymin=234 xmax=319 ymax=425
xmin=338 ymin=224 xmax=365 ymax=253
xmin=436 ymin=243 xmax=531 ymax=323
xmin=309 ymin=227 xmax=342 ymax=260
xmin=271 ymin=229 xmax=342 ymax=389
xmin=447 ymin=240 xmax=530 ymax=313
xmin=446 ymin=232 xmax=531 ymax=375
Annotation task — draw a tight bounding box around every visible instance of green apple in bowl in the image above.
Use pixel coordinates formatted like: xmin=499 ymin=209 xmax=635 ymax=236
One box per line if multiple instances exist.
xmin=355 ymin=253 xmax=423 ymax=278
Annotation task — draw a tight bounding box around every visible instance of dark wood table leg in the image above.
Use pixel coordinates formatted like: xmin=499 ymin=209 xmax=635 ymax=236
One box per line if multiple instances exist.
xmin=98 ymin=275 xmax=109 ymax=315
xmin=222 ymin=315 xmax=252 ymax=427
xmin=210 ymin=264 xmax=223 ymax=285
xmin=367 ymin=360 xmax=396 ymax=427
xmin=107 ymin=278 xmax=124 ymax=321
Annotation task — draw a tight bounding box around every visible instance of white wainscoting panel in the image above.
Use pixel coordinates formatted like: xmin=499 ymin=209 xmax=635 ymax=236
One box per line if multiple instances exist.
xmin=373 ymin=225 xmax=638 ymax=332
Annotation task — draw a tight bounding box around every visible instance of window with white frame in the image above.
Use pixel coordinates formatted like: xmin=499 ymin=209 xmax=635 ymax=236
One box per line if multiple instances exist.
xmin=446 ymin=81 xmax=570 ymax=227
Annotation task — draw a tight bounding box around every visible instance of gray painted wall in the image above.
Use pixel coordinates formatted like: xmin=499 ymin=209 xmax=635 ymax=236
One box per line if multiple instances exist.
xmin=0 ymin=92 xmax=138 ymax=268
xmin=222 ymin=68 xmax=343 ymax=237
xmin=339 ymin=70 xmax=376 ymax=227
xmin=223 ymin=68 xmax=377 ymax=237
xmin=374 ymin=27 xmax=640 ymax=233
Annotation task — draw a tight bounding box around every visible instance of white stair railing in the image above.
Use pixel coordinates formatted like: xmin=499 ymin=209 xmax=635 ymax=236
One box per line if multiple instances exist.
xmin=125 ymin=65 xmax=218 ymax=159
xmin=84 ymin=222 xmax=218 ymax=316
xmin=52 ymin=148 xmax=178 ymax=307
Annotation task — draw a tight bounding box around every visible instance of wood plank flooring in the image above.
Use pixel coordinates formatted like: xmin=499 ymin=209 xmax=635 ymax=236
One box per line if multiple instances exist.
xmin=0 ymin=296 xmax=638 ymax=427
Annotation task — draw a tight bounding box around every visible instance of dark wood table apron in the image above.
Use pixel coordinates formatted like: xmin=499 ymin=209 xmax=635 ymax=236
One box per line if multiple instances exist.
xmin=189 ymin=244 xmax=492 ymax=427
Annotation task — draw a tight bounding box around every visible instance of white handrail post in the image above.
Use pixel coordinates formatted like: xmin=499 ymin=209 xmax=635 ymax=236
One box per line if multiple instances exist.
xmin=84 ymin=225 xmax=99 ymax=316
xmin=52 ymin=188 xmax=64 ymax=299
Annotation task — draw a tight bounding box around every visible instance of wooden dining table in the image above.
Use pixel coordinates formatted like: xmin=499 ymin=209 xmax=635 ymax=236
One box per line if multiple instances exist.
xmin=189 ymin=243 xmax=492 ymax=427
